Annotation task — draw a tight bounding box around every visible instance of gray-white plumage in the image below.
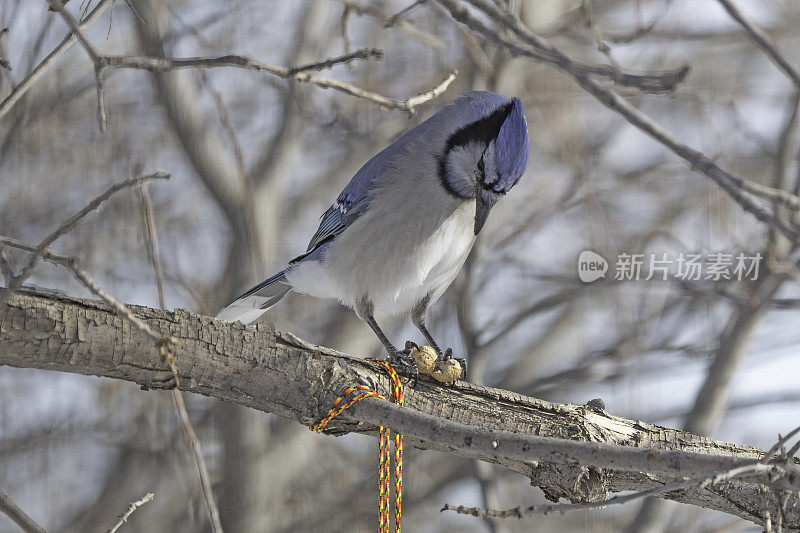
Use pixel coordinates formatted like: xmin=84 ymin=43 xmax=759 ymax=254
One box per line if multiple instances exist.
xmin=217 ymin=91 xmax=530 ymax=359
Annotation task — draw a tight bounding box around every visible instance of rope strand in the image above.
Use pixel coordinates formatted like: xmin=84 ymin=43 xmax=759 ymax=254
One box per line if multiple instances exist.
xmin=310 ymin=359 xmax=404 ymax=533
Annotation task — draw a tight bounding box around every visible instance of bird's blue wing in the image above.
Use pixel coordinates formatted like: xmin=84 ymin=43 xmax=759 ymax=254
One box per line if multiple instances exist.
xmin=306 ymin=134 xmax=409 ymax=252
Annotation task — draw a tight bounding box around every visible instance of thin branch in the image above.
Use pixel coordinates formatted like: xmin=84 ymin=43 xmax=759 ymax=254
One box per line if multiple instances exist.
xmin=0 ymin=28 xmax=10 ymax=71
xmin=0 ymin=0 xmax=113 ymax=120
xmin=762 ymin=425 xmax=800 ymax=464
xmin=403 ymin=70 xmax=459 ymax=111
xmin=339 ymin=5 xmax=353 ymax=54
xmin=338 ymin=0 xmax=445 ymax=49
xmin=136 ymin=179 xmax=166 ymax=310
xmin=100 ymin=55 xmax=457 ymax=113
xmin=136 ymin=179 xmax=223 ymax=533
xmin=41 ymin=0 xmax=454 ymax=122
xmin=64 ymin=261 xmax=162 ymax=341
xmin=285 ymin=47 xmax=383 ymax=75
xmin=384 ymin=0 xmax=427 ymax=28
xmin=442 ymin=462 xmax=778 ymax=519
xmin=94 ymin=64 xmax=107 ymax=132
xmin=171 ymin=390 xmax=223 ymax=532
xmin=46 ymin=0 xmax=103 ymax=62
xmin=442 ymin=0 xmax=690 ymax=93
xmin=105 ymin=492 xmax=154 ymax=533
xmin=0 ymin=172 xmax=170 ymax=306
xmin=716 ymin=0 xmax=800 ymax=90
xmin=0 ymin=489 xmax=46 ymax=533
xmin=0 ymin=235 xmax=77 ymax=265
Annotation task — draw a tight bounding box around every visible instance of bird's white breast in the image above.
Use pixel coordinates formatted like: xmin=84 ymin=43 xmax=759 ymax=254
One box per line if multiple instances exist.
xmin=285 ymin=159 xmax=477 ymax=316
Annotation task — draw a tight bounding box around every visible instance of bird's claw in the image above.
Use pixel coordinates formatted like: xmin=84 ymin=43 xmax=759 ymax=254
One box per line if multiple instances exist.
xmin=438 ymin=347 xmax=467 ymax=380
xmin=401 ymin=344 xmax=466 ymax=384
xmin=386 ymin=347 xmax=419 ymax=382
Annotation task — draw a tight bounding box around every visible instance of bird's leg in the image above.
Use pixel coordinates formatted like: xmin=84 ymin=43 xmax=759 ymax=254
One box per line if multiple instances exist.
xmin=411 ymin=297 xmax=443 ymax=355
xmin=364 ymin=313 xmax=398 ymax=354
xmin=363 ymin=313 xmax=416 ymax=376
xmin=412 ymin=300 xmax=467 ymax=381
xmin=414 ymin=320 xmax=443 ymax=355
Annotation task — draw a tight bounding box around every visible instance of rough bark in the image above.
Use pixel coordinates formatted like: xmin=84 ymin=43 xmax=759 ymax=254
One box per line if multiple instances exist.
xmin=1 ymin=289 xmax=797 ymax=529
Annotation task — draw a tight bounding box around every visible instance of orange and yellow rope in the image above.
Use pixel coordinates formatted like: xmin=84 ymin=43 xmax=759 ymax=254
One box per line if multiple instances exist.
xmin=310 ymin=358 xmax=404 ymax=533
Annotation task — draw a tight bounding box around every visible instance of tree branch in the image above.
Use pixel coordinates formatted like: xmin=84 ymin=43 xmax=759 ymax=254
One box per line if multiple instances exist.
xmin=47 ymin=0 xmax=454 ymax=116
xmin=0 ymin=489 xmax=46 ymax=533
xmin=105 ymin=492 xmax=153 ymax=533
xmin=0 ymin=0 xmax=113 ymax=120
xmin=2 ymin=288 xmax=799 ymax=529
xmin=716 ymin=0 xmax=800 ymax=90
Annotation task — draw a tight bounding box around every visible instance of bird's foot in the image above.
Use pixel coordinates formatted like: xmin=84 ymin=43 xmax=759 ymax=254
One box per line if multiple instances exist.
xmin=406 ymin=341 xmax=437 ymax=375
xmin=385 ymin=344 xmax=419 ymax=381
xmin=442 ymin=347 xmax=467 ymax=371
xmin=432 ymin=347 xmax=467 ymax=383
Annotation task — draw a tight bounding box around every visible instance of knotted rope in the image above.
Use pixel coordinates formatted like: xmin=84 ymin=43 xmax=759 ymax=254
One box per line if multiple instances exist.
xmin=310 ymin=358 xmax=404 ymax=533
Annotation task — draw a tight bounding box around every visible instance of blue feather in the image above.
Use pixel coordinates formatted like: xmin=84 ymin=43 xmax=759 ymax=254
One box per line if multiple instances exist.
xmin=494 ymin=97 xmax=529 ymax=192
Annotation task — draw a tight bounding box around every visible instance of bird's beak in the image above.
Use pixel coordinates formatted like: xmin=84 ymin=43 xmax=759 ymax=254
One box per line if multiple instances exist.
xmin=474 ymin=189 xmax=495 ymax=235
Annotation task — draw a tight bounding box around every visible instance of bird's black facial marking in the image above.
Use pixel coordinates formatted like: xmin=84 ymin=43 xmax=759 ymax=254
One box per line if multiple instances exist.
xmin=437 ymin=103 xmax=514 ymax=199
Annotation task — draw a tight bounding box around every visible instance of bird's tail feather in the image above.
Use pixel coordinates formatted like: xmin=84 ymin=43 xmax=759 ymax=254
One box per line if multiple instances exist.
xmin=216 ymin=270 xmax=292 ymax=324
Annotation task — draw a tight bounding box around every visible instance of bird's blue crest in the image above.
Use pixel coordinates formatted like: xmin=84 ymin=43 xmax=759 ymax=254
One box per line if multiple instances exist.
xmin=493 ymin=97 xmax=529 ymax=192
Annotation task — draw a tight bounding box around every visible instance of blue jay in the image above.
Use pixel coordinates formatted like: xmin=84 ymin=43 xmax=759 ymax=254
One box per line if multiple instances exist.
xmin=217 ymin=91 xmax=529 ymax=370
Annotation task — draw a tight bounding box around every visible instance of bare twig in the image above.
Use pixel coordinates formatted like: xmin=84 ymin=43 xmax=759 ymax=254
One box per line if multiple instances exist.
xmin=136 ymin=178 xmax=223 ymax=533
xmin=384 ymin=0 xmax=427 ymax=28
xmin=403 ymin=70 xmax=459 ymax=112
xmin=0 ymin=235 xmax=77 ymax=265
xmin=136 ymin=178 xmax=166 ymax=310
xmin=339 ymin=5 xmax=353 ymax=54
xmin=0 ymin=233 xmax=168 ymax=345
xmin=0 ymin=489 xmax=47 ymax=533
xmin=46 ymin=0 xmax=103 ymax=62
xmin=581 ymin=0 xmax=621 ymax=76
xmin=0 ymin=0 xmax=113 ymax=120
xmin=338 ymin=0 xmax=445 ymax=48
xmin=784 ymin=439 xmax=800 ymax=462
xmin=99 ymin=55 xmax=456 ymax=112
xmin=442 ymin=462 xmax=778 ymax=519
xmin=0 ymin=28 xmax=10 ymax=71
xmin=42 ymin=0 xmax=453 ymax=122
xmin=762 ymin=425 xmax=800 ymax=464
xmin=64 ymin=262 xmax=162 ymax=341
xmin=0 ymin=172 xmax=170 ymax=306
xmin=442 ymin=0 xmax=689 ymax=93
xmin=716 ymin=0 xmax=800 ymax=90
xmin=105 ymin=492 xmax=154 ymax=533
xmin=285 ymin=47 xmax=383 ymax=75
xmin=170 ymin=388 xmax=223 ymax=532
xmin=94 ymin=64 xmax=107 ymax=131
